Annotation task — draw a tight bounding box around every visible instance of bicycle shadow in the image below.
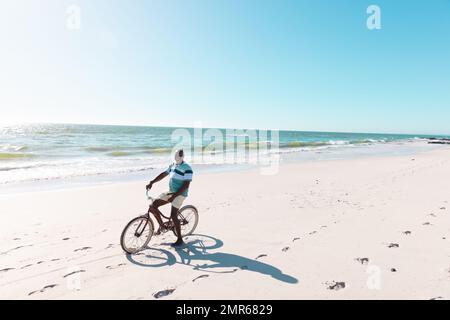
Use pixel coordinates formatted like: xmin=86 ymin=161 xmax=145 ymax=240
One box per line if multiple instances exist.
xmin=126 ymin=234 xmax=298 ymax=284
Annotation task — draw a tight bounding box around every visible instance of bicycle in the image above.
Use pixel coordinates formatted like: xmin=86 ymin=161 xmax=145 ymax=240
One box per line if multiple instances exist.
xmin=120 ymin=190 xmax=199 ymax=254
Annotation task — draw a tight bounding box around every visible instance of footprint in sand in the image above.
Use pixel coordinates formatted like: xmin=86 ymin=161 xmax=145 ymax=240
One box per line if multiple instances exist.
xmin=282 ymin=247 xmax=290 ymax=252
xmin=423 ymin=222 xmax=432 ymax=226
xmin=63 ymin=270 xmax=85 ymax=278
xmin=292 ymin=237 xmax=301 ymax=242
xmin=255 ymin=254 xmax=267 ymax=260
xmin=309 ymin=231 xmax=317 ymax=235
xmin=355 ymin=258 xmax=369 ymax=265
xmin=51 ymin=258 xmax=60 ymax=262
xmin=192 ymin=275 xmax=209 ymax=282
xmin=28 ymin=284 xmax=58 ymax=296
xmin=387 ymin=243 xmax=400 ymax=248
xmin=106 ymin=263 xmax=126 ymax=270
xmin=0 ymin=244 xmax=33 ymax=255
xmin=62 ymin=238 xmax=70 ymax=241
xmin=430 ymin=296 xmax=445 ymax=300
xmin=21 ymin=264 xmax=33 ymax=269
xmin=429 ymin=213 xmax=437 ymax=217
xmin=391 ymin=268 xmax=397 ymax=272
xmin=0 ymin=268 xmax=15 ymax=273
xmin=74 ymin=247 xmax=92 ymax=252
xmin=402 ymin=231 xmax=412 ymax=235
xmin=440 ymin=207 xmax=446 ymax=210
xmin=105 ymin=244 xmax=116 ymax=249
xmin=153 ymin=289 xmax=175 ymax=299
xmin=37 ymin=261 xmax=45 ymax=265
xmin=326 ymin=281 xmax=346 ymax=291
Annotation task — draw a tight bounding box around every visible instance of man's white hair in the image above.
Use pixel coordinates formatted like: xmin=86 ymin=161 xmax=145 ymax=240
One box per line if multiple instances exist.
xmin=174 ymin=149 xmax=184 ymax=164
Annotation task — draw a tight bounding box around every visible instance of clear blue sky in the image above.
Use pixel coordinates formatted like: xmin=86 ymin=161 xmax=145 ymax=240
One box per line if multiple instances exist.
xmin=1 ymin=0 xmax=449 ymax=134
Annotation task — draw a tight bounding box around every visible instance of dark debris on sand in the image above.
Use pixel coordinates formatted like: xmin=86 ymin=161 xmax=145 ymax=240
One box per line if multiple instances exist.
xmin=326 ymin=281 xmax=346 ymax=291
xmin=355 ymin=258 xmax=369 ymax=265
xmin=153 ymin=289 xmax=175 ymax=299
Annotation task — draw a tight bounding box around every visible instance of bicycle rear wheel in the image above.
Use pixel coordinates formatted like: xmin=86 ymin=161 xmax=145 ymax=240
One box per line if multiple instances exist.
xmin=120 ymin=216 xmax=154 ymax=254
xmin=174 ymin=205 xmax=199 ymax=237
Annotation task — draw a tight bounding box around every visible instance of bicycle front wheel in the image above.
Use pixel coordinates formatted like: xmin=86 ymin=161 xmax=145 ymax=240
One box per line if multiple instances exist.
xmin=120 ymin=216 xmax=154 ymax=254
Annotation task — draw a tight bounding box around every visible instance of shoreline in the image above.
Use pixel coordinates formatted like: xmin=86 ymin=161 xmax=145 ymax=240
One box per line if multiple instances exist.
xmin=1 ymin=139 xmax=447 ymax=195
xmin=3 ymin=122 xmax=449 ymax=193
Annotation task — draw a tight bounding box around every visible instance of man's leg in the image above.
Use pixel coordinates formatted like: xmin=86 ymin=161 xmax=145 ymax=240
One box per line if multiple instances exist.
xmin=170 ymin=205 xmax=183 ymax=245
xmin=148 ymin=199 xmax=168 ymax=228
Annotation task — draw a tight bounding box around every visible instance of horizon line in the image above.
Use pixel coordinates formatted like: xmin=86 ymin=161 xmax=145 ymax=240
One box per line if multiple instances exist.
xmin=1 ymin=120 xmax=449 ymax=137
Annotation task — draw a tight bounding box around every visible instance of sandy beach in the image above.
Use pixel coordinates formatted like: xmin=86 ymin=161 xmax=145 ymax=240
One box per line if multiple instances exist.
xmin=1 ymin=147 xmax=450 ymax=300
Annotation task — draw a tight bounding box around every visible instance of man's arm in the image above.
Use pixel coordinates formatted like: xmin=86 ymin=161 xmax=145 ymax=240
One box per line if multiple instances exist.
xmin=168 ymin=181 xmax=190 ymax=201
xmin=146 ymin=171 xmax=169 ymax=190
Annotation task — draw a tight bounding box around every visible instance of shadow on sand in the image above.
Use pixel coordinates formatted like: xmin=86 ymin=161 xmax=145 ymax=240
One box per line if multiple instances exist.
xmin=126 ymin=234 xmax=298 ymax=284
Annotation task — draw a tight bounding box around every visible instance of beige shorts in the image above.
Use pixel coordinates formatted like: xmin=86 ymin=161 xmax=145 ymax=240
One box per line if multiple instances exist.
xmin=156 ymin=192 xmax=186 ymax=209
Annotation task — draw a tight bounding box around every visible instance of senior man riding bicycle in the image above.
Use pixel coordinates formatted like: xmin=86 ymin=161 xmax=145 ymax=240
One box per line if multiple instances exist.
xmin=146 ymin=149 xmax=193 ymax=247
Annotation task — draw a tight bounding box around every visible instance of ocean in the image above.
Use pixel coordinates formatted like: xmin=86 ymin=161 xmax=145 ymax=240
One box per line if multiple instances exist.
xmin=0 ymin=123 xmax=447 ymax=189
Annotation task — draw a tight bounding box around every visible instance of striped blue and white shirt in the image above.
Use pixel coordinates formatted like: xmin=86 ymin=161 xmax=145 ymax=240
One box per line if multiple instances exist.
xmin=165 ymin=162 xmax=193 ymax=197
